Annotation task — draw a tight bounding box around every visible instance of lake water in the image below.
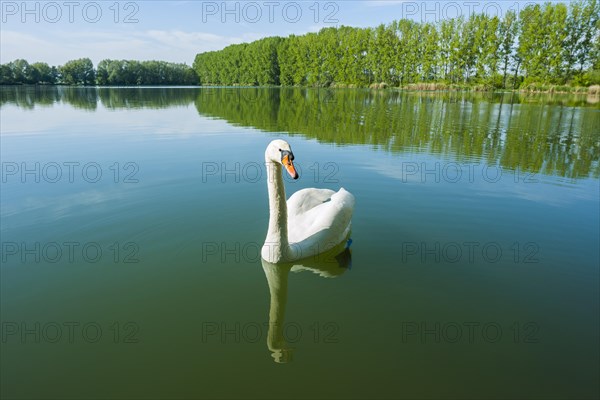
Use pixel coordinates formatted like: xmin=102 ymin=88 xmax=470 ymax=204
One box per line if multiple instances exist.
xmin=1 ymin=86 xmax=599 ymax=399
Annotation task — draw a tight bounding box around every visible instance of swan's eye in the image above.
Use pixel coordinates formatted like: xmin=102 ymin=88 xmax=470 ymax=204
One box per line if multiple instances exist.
xmin=280 ymin=150 xmax=294 ymax=163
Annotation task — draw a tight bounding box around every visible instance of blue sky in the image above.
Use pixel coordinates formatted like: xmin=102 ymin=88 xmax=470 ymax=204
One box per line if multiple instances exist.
xmin=0 ymin=1 xmax=546 ymax=66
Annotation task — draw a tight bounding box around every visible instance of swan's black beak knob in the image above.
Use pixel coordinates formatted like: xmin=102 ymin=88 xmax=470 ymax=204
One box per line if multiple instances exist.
xmin=281 ymin=150 xmax=299 ymax=180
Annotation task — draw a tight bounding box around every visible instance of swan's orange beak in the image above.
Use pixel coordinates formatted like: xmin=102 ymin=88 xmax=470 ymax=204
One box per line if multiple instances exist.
xmin=282 ymin=154 xmax=299 ymax=180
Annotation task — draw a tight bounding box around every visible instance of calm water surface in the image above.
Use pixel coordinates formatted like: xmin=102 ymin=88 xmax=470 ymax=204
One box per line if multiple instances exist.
xmin=1 ymin=87 xmax=599 ymax=399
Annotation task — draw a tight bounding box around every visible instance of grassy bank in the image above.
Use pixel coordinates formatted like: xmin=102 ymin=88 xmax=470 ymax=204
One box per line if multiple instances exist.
xmin=3 ymin=82 xmax=598 ymax=96
xmin=354 ymin=82 xmax=599 ymax=95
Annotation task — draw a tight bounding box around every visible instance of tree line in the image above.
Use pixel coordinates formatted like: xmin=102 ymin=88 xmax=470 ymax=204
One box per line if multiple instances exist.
xmin=0 ymin=58 xmax=198 ymax=86
xmin=194 ymin=0 xmax=600 ymax=89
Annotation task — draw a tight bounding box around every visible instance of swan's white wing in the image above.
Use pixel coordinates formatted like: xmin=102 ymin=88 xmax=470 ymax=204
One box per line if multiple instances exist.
xmin=287 ymin=188 xmax=336 ymax=218
xmin=287 ymin=188 xmax=355 ymax=257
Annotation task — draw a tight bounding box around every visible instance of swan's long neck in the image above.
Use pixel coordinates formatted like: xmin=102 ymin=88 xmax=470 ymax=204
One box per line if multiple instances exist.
xmin=264 ymin=160 xmax=289 ymax=261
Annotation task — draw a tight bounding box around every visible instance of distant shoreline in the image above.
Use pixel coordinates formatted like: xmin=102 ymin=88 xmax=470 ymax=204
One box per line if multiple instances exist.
xmin=2 ymin=83 xmax=598 ymax=96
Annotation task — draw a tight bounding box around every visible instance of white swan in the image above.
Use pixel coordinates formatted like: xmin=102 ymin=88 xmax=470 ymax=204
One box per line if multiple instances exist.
xmin=261 ymin=139 xmax=355 ymax=263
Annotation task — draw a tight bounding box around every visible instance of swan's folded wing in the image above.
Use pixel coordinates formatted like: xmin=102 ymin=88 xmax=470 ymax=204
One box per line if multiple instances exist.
xmin=288 ymin=188 xmax=355 ymax=247
xmin=287 ymin=188 xmax=336 ymax=218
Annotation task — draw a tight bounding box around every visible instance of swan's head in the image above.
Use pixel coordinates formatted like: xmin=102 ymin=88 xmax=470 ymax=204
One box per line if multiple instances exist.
xmin=265 ymin=139 xmax=299 ymax=180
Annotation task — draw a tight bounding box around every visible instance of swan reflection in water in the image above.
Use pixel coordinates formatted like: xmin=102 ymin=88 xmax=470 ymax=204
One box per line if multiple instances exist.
xmin=261 ymin=239 xmax=352 ymax=363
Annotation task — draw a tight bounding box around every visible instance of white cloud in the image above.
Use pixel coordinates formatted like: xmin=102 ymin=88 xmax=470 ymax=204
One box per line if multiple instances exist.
xmin=0 ymin=29 xmax=269 ymax=66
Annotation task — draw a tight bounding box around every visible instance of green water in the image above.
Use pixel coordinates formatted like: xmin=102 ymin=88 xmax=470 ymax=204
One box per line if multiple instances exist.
xmin=1 ymin=86 xmax=599 ymax=399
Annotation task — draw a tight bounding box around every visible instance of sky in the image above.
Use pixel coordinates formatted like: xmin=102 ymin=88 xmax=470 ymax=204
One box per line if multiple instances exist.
xmin=0 ymin=1 xmax=547 ymax=66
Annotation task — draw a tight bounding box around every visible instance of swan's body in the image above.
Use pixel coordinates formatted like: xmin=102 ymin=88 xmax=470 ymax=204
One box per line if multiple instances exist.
xmin=261 ymin=140 xmax=355 ymax=263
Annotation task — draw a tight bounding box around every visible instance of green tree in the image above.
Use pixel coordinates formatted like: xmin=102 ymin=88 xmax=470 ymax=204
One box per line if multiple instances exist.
xmin=519 ymin=3 xmax=568 ymax=84
xmin=420 ymin=23 xmax=440 ymax=82
xmin=60 ymin=58 xmax=95 ymax=85
xmin=7 ymin=59 xmax=37 ymax=84
xmin=564 ymin=0 xmax=600 ymax=82
xmin=394 ymin=19 xmax=421 ymax=85
xmin=31 ymin=62 xmax=56 ymax=84
xmin=498 ymin=11 xmax=518 ymax=88
xmin=0 ymin=64 xmax=15 ymax=84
